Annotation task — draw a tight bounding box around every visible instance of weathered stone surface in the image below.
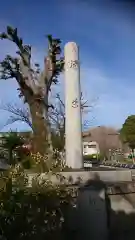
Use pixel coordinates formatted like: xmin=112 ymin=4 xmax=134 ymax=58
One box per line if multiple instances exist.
xmin=64 ymin=42 xmax=83 ymax=169
xmin=64 ymin=179 xmax=109 ymax=240
xmin=109 ymin=192 xmax=135 ymax=240
xmin=26 ymin=171 xmax=135 ymax=239
xmin=26 ymin=170 xmax=132 ymax=187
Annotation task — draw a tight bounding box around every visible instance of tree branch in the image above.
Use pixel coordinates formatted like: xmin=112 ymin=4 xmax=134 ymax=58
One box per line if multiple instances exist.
xmin=0 ymin=26 xmax=38 ymax=98
xmin=0 ymin=26 xmax=64 ymax=110
xmin=39 ymin=35 xmax=64 ymax=94
xmin=0 ymin=103 xmax=33 ymax=130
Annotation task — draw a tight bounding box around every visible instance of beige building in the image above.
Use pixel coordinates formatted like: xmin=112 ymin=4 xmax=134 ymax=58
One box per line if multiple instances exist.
xmin=83 ymin=126 xmax=129 ymax=158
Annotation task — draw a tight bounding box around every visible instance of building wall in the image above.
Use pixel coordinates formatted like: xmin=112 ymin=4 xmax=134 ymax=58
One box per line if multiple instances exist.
xmin=83 ymin=126 xmax=128 ymax=157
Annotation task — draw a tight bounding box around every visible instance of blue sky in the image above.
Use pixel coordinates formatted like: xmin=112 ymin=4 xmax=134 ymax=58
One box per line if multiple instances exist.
xmin=0 ymin=0 xmax=135 ymax=131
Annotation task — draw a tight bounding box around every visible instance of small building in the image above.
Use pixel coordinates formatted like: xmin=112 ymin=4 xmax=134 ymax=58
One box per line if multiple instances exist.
xmin=83 ymin=141 xmax=100 ymax=156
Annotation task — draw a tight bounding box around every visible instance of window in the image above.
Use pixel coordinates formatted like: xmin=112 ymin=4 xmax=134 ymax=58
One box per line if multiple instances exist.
xmin=88 ymin=145 xmax=96 ymax=148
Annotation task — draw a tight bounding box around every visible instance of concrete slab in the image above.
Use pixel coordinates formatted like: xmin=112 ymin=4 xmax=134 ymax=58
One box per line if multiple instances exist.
xmin=26 ymin=170 xmax=132 ymax=187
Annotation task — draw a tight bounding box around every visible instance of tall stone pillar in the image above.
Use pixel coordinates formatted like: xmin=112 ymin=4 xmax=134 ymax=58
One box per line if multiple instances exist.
xmin=64 ymin=42 xmax=83 ymax=169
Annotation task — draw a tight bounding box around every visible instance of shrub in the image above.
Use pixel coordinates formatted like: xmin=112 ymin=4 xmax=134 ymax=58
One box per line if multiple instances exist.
xmin=0 ymin=160 xmax=77 ymax=239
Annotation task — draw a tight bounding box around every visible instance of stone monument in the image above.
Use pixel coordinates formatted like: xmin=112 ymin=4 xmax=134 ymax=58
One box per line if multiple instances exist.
xmin=64 ymin=179 xmax=109 ymax=240
xmin=64 ymin=42 xmax=83 ymax=169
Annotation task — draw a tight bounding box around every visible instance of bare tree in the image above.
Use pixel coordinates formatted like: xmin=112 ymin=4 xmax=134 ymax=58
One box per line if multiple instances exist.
xmin=0 ymin=26 xmax=64 ymax=165
xmin=49 ymin=93 xmax=97 ymax=150
xmin=49 ymin=93 xmax=97 ymax=131
xmin=1 ymin=103 xmax=32 ymax=130
xmin=81 ymin=94 xmax=97 ymax=130
xmin=49 ymin=94 xmax=65 ymax=133
xmin=1 ymin=93 xmax=97 ymax=151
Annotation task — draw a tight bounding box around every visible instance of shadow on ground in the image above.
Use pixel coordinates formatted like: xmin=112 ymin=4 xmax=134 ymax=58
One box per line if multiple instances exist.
xmin=63 ymin=173 xmax=135 ymax=240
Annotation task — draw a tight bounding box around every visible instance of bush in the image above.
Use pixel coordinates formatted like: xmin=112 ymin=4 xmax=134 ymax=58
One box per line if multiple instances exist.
xmin=0 ymin=162 xmax=77 ymax=239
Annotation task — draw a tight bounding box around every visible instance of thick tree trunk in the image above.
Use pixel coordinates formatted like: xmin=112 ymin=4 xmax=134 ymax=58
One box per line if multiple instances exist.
xmin=28 ymin=96 xmax=53 ymax=171
xmin=44 ymin=95 xmax=53 ymax=155
xmin=29 ymin=100 xmax=48 ymax=154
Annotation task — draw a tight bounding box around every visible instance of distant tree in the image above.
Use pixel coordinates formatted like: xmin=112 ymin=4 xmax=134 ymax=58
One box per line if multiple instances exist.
xmin=120 ymin=115 xmax=135 ymax=158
